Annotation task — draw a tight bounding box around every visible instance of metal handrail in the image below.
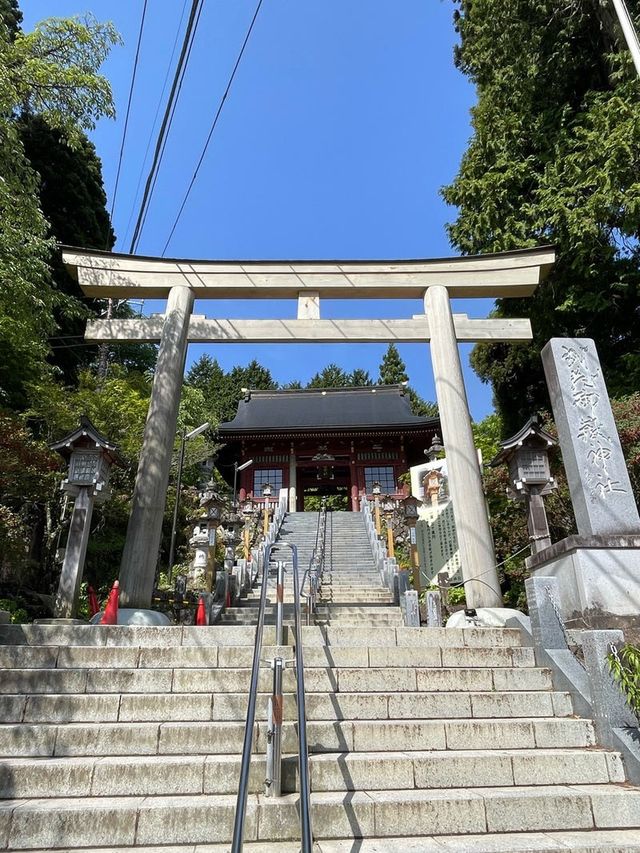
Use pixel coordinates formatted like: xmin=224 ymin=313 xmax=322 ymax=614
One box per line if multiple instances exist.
xmin=300 ymin=502 xmax=328 ymax=618
xmin=231 ymin=541 xmax=313 ymax=853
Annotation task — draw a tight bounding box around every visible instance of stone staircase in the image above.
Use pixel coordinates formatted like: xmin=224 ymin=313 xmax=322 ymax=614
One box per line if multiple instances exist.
xmin=1 ymin=509 xmax=640 ymax=850
xmin=223 ymin=510 xmax=400 ymax=627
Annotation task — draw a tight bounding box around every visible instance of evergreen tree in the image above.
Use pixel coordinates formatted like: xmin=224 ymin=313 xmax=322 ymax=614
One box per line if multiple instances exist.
xmin=378 ymin=344 xmax=409 ymax=385
xmin=443 ymin=0 xmax=640 ymax=432
xmin=349 ymin=368 xmax=373 ymax=386
xmin=0 ymin=0 xmax=21 ymax=36
xmin=308 ymin=364 xmax=351 ymax=388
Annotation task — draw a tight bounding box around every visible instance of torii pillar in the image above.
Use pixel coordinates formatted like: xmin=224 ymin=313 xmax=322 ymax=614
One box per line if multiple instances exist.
xmin=425 ymin=285 xmax=502 ymax=608
xmin=119 ymin=284 xmax=194 ymax=608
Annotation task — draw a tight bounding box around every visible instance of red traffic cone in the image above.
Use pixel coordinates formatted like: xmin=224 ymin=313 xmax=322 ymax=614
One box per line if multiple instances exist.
xmin=87 ymin=585 xmax=100 ymax=618
xmin=100 ymin=580 xmax=119 ymax=625
xmin=195 ymin=595 xmax=207 ymax=626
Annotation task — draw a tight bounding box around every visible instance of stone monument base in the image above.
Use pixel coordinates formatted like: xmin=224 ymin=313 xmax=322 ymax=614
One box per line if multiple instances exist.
xmin=527 ymin=535 xmax=640 ymax=629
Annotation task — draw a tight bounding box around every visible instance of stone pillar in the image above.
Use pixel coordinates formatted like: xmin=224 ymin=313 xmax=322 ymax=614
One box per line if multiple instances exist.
xmin=119 ymin=284 xmax=194 ymax=608
xmin=289 ymin=449 xmax=297 ymax=513
xmin=425 ymin=286 xmax=502 ymax=608
xmin=541 ymin=338 xmax=640 ymax=536
xmin=54 ymin=487 xmax=94 ymax=618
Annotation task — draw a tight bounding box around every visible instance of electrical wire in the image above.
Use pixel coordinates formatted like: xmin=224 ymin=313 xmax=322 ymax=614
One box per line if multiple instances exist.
xmin=109 ymin=0 xmax=149 ymax=228
xmin=134 ymin=0 xmax=206 ymax=250
xmin=121 ymin=0 xmax=190 ymax=249
xmin=129 ymin=0 xmax=206 ymax=254
xmin=162 ymin=0 xmax=266 ymax=256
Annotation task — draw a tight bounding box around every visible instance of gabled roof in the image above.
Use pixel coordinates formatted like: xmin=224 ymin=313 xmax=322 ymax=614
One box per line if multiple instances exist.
xmin=490 ymin=416 xmax=556 ymax=467
xmin=217 ymin=386 xmax=438 ymax=435
xmin=49 ymin=415 xmax=124 ymax=466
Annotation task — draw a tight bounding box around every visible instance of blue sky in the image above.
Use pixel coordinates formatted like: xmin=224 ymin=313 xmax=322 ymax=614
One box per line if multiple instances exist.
xmin=24 ymin=1 xmax=499 ymax=420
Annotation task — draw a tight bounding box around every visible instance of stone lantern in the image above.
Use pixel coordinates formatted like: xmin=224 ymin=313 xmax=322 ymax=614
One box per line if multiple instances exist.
xmin=222 ymin=508 xmax=244 ymax=606
xmin=381 ymin=495 xmax=397 ymax=558
xmin=400 ymin=494 xmax=422 ymax=592
xmin=423 ymin=468 xmax=444 ymax=506
xmin=241 ymin=498 xmax=258 ymax=560
xmin=371 ymin=481 xmax=382 ymax=535
xmin=50 ymin=417 xmax=123 ymax=619
xmin=490 ymin=416 xmax=557 ymax=555
xmin=190 ymin=483 xmax=224 ymax=592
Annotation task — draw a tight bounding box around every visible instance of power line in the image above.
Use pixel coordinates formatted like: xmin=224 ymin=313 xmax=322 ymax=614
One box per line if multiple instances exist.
xmin=129 ymin=0 xmax=206 ymax=254
xmin=109 ymin=0 xmax=149 ymax=228
xmin=135 ymin=0 xmax=206 ymax=250
xmin=121 ymin=0 xmax=190 ymax=249
xmin=162 ymin=0 xmax=266 ymax=256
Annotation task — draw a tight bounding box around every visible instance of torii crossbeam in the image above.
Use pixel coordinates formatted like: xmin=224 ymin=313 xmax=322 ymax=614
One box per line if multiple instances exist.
xmin=63 ymin=245 xmax=556 ymax=610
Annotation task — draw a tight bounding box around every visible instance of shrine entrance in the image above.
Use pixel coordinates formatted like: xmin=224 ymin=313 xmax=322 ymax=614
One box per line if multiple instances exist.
xmin=62 ymin=245 xmax=555 ymax=609
xmin=298 ymin=464 xmax=351 ymax=512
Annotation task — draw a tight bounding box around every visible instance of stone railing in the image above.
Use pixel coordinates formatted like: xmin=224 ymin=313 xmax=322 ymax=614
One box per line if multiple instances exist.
xmin=360 ymin=496 xmax=418 ymax=624
xmin=508 ymin=576 xmax=640 ymax=784
xmin=238 ymin=488 xmax=289 ymax=595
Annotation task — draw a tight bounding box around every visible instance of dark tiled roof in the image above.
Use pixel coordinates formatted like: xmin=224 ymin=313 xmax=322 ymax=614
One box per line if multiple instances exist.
xmin=217 ymin=386 xmax=437 ymax=434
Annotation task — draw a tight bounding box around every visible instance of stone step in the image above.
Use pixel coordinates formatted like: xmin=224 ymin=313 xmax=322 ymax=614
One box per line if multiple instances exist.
xmin=2 ymin=690 xmax=575 ymax=727
xmin=0 ymin=642 xmax=537 ymax=681
xmin=14 ymin=829 xmax=640 ymax=853
xmin=0 ymin=623 xmax=530 ymax=650
xmin=0 ymin=664 xmax=554 ymax=697
xmin=0 ymin=748 xmax=624 ymax=800
xmin=4 ymin=785 xmax=640 ymax=848
xmin=0 ymin=713 xmax=586 ymax=757
xmin=302 ymin=626 xmax=523 ymax=647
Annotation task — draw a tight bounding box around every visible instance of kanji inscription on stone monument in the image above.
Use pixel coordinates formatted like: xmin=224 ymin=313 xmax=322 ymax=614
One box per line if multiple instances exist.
xmin=541 ymin=338 xmax=640 ymax=536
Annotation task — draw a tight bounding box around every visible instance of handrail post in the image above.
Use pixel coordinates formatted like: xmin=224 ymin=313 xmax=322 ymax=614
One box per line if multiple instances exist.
xmin=276 ymin=559 xmax=285 ymax=647
xmin=265 ymin=656 xmax=284 ymax=797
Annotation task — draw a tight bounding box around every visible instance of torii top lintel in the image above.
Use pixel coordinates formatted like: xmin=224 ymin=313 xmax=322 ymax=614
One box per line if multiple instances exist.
xmin=62 ymin=245 xmax=555 ymax=300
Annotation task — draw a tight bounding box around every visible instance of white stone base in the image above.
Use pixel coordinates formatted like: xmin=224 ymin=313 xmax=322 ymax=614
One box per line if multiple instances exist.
xmin=446 ymin=607 xmax=525 ymax=628
xmin=531 ymin=547 xmax=640 ymax=622
xmin=89 ymin=608 xmax=172 ymax=626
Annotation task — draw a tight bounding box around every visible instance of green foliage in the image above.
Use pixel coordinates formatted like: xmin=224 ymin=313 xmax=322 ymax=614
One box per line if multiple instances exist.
xmin=447 ymin=586 xmax=466 ymax=606
xmin=0 ymin=13 xmax=118 ymax=410
xmin=0 ymin=598 xmax=28 ymax=623
xmin=378 ymin=344 xmax=438 ymax=417
xmin=608 ymin=643 xmax=640 ymax=722
xmin=186 ymin=356 xmax=277 ymax=424
xmin=472 ymin=413 xmax=502 ymax=463
xmin=443 ymin=0 xmax=640 ymax=431
xmin=10 ymin=15 xmax=119 ymax=143
xmin=308 ymin=363 xmax=352 ymax=388
xmin=0 ymin=0 xmax=22 ymax=36
xmin=0 ymin=412 xmax=59 ymax=584
xmin=379 ymin=344 xmax=409 ymax=385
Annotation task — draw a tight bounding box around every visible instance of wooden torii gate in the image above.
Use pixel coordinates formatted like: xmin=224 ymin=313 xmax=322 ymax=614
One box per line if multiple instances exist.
xmin=63 ymin=245 xmax=555 ymax=611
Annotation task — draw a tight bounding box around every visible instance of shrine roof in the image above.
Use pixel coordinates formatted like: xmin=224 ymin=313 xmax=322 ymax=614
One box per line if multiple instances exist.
xmin=217 ymin=386 xmax=438 ymax=436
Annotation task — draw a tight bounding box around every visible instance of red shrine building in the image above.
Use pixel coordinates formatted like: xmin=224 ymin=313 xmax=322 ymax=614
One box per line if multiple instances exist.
xmin=216 ymin=385 xmax=439 ymax=511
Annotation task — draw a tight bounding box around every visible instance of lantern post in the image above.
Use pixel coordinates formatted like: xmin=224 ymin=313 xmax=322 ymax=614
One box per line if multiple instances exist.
xmin=401 ymin=494 xmax=422 ymax=592
xmin=372 ymin=481 xmax=382 ymax=535
xmin=262 ymin=483 xmax=273 ymax=537
xmin=490 ymin=417 xmax=557 ymax=556
xmin=49 ymin=417 xmax=123 ymax=619
xmin=381 ymin=495 xmax=397 ymax=558
xmin=190 ymin=483 xmax=224 ymax=593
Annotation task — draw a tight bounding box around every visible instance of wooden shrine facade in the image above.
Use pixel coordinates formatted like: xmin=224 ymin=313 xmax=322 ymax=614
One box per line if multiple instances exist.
xmin=216 ymin=385 xmax=439 ymax=511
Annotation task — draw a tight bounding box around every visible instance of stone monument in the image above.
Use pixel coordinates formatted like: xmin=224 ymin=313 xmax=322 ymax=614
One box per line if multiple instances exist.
xmin=529 ymin=338 xmax=640 ymax=627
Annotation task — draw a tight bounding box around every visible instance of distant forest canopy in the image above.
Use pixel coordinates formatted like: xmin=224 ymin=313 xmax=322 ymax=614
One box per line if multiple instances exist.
xmin=184 ymin=344 xmax=438 ymax=426
xmin=444 ymin=0 xmax=640 ymax=434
